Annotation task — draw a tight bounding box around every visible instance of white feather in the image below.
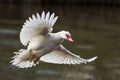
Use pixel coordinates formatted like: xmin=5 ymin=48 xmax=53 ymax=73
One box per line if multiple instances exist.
xmin=36 ymin=12 xmax=41 ymax=19
xmin=40 ymin=49 xmax=97 ymax=65
xmin=20 ymin=11 xmax=58 ymax=46
xmin=45 ymin=12 xmax=50 ymax=23
xmin=49 ymin=13 xmax=55 ymax=25
xmin=51 ymin=16 xmax=58 ymax=27
xmin=86 ymin=56 xmax=97 ymax=62
xmin=32 ymin=14 xmax=36 ymax=20
xmin=41 ymin=11 xmax=45 ymax=22
xmin=11 ymin=49 xmax=38 ymax=68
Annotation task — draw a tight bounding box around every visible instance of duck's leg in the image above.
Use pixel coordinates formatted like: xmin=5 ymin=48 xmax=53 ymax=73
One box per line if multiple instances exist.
xmin=29 ymin=49 xmax=40 ymax=64
xmin=33 ymin=57 xmax=40 ymax=64
xmin=29 ymin=49 xmax=36 ymax=62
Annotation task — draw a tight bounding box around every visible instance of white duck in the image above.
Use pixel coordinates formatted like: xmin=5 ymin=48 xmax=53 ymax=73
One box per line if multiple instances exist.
xmin=11 ymin=11 xmax=97 ymax=68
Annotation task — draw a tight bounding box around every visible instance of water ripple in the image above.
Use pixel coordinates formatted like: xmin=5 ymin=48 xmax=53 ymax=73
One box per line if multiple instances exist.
xmin=0 ymin=29 xmax=18 ymax=34
xmin=36 ymin=69 xmax=61 ymax=75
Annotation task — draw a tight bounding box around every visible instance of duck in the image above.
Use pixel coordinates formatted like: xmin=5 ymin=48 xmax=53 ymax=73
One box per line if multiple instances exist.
xmin=11 ymin=11 xmax=97 ymax=68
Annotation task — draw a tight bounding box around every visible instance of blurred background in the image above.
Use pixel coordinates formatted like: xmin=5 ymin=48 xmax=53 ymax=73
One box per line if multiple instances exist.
xmin=0 ymin=0 xmax=120 ymax=80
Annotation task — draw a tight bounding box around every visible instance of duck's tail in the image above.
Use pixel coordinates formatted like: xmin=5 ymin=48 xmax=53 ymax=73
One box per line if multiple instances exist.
xmin=10 ymin=49 xmax=39 ymax=68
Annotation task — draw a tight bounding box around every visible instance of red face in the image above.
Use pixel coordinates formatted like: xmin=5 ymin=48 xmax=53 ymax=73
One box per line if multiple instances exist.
xmin=65 ymin=34 xmax=74 ymax=42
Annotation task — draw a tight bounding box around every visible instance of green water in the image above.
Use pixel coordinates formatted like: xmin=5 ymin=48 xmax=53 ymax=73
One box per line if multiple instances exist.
xmin=0 ymin=4 xmax=120 ymax=80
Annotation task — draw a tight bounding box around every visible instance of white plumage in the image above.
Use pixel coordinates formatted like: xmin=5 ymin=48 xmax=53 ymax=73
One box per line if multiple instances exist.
xmin=40 ymin=45 xmax=97 ymax=64
xmin=11 ymin=11 xmax=97 ymax=68
xmin=20 ymin=11 xmax=58 ymax=46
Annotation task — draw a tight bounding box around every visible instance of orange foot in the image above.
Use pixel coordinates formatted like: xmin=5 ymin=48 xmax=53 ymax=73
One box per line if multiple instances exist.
xmin=29 ymin=49 xmax=40 ymax=64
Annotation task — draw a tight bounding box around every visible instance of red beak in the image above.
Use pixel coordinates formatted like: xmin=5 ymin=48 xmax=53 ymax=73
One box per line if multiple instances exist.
xmin=68 ymin=38 xmax=74 ymax=42
xmin=66 ymin=34 xmax=74 ymax=42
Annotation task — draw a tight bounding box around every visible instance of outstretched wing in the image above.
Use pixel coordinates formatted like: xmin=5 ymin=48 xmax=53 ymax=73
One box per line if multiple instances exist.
xmin=40 ymin=45 xmax=97 ymax=64
xmin=20 ymin=11 xmax=58 ymax=46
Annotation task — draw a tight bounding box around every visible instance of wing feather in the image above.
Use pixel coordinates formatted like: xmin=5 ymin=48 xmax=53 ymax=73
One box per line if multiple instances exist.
xmin=20 ymin=11 xmax=58 ymax=46
xmin=51 ymin=16 xmax=58 ymax=27
xmin=40 ymin=45 xmax=97 ymax=64
xmin=49 ymin=13 xmax=55 ymax=25
xmin=41 ymin=11 xmax=45 ymax=22
xmin=45 ymin=12 xmax=50 ymax=22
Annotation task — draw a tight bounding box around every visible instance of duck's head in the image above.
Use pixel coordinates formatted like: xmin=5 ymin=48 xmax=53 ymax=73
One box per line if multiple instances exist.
xmin=59 ymin=30 xmax=74 ymax=42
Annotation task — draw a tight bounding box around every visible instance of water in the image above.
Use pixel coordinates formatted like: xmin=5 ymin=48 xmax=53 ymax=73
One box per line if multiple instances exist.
xmin=0 ymin=4 xmax=120 ymax=80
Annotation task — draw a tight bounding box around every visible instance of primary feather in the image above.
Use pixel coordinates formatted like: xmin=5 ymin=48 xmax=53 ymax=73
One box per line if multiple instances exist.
xmin=20 ymin=11 xmax=58 ymax=46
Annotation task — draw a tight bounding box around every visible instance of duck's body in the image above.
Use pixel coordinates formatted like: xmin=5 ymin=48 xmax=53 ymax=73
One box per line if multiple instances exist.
xmin=28 ymin=32 xmax=64 ymax=58
xmin=11 ymin=11 xmax=97 ymax=68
